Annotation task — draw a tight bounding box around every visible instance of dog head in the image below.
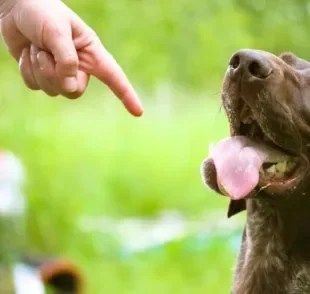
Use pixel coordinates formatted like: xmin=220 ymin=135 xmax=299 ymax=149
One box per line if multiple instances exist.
xmin=201 ymin=50 xmax=310 ymax=217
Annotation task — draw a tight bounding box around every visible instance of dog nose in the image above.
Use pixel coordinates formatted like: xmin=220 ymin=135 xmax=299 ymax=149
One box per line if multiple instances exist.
xmin=229 ymin=49 xmax=272 ymax=79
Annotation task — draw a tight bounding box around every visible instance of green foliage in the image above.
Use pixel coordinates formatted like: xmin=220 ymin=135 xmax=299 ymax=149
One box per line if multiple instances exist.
xmin=0 ymin=0 xmax=307 ymax=292
xmin=60 ymin=0 xmax=310 ymax=91
xmin=79 ymin=242 xmax=235 ymax=294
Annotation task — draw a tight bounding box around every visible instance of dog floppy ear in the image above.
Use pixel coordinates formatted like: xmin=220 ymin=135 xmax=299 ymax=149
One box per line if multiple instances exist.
xmin=280 ymin=52 xmax=310 ymax=70
xmin=227 ymin=199 xmax=246 ymax=218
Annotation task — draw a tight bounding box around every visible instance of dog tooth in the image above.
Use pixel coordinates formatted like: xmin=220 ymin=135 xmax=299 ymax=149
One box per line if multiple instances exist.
xmin=276 ymin=161 xmax=287 ymax=173
xmin=266 ymin=164 xmax=276 ymax=174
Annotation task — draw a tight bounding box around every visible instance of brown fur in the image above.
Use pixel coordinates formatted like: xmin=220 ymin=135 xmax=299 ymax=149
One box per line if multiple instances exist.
xmin=201 ymin=50 xmax=310 ymax=293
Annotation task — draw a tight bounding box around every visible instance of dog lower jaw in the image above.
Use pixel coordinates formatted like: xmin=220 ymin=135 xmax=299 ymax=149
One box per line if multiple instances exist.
xmin=256 ymin=160 xmax=307 ymax=196
xmin=235 ymin=168 xmax=305 ymax=202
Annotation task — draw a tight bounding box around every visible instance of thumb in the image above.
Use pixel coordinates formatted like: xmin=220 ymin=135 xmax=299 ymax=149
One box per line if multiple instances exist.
xmin=42 ymin=23 xmax=79 ymax=93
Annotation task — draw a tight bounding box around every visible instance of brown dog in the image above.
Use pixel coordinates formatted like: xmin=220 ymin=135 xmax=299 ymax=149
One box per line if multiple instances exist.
xmin=201 ymin=49 xmax=310 ymax=294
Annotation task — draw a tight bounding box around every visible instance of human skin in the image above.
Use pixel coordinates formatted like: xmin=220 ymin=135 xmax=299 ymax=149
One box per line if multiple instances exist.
xmin=0 ymin=0 xmax=143 ymax=117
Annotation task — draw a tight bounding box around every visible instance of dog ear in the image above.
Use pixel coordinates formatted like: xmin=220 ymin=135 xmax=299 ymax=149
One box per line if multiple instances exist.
xmin=227 ymin=199 xmax=246 ymax=218
xmin=280 ymin=52 xmax=310 ymax=70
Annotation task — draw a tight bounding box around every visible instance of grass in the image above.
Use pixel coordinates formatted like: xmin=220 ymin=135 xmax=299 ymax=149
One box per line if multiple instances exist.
xmin=0 ymin=64 xmax=240 ymax=293
xmin=79 ymin=241 xmax=237 ymax=294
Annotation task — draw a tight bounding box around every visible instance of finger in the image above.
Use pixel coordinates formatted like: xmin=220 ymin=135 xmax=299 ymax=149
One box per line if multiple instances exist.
xmin=30 ymin=45 xmax=58 ymax=97
xmin=78 ymin=40 xmax=144 ymax=117
xmin=41 ymin=22 xmax=79 ymax=93
xmin=37 ymin=51 xmax=90 ymax=99
xmin=19 ymin=47 xmax=40 ymax=90
xmin=69 ymin=13 xmax=143 ymax=116
xmin=37 ymin=51 xmax=55 ymax=80
xmin=68 ymin=70 xmax=90 ymax=99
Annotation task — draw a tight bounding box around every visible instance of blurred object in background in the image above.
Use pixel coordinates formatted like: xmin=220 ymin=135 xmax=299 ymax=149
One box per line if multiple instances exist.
xmin=0 ymin=151 xmax=84 ymax=293
xmin=0 ymin=151 xmax=44 ymax=293
xmin=20 ymin=256 xmax=84 ymax=294
xmin=0 ymin=151 xmax=25 ymax=216
xmin=79 ymin=209 xmax=243 ymax=258
xmin=0 ymin=151 xmax=25 ymax=270
xmin=13 ymin=264 xmax=44 ymax=294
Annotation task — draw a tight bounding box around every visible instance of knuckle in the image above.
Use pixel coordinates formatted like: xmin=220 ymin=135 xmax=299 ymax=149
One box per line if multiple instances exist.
xmin=61 ymin=55 xmax=78 ymax=68
xmin=42 ymin=21 xmax=63 ymax=40
xmin=86 ymin=27 xmax=97 ymax=39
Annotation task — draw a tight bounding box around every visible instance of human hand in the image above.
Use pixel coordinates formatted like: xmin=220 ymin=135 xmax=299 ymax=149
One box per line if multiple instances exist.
xmin=0 ymin=0 xmax=143 ymax=116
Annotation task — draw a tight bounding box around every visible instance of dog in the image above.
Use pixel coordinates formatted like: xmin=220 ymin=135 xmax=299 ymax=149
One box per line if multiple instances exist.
xmin=201 ymin=49 xmax=310 ymax=293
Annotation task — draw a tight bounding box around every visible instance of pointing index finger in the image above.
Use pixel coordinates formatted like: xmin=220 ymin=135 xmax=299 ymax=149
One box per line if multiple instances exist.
xmin=79 ymin=39 xmax=144 ymax=117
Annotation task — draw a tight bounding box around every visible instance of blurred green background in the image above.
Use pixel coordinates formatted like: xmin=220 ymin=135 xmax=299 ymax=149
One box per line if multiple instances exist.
xmin=0 ymin=0 xmax=309 ymax=293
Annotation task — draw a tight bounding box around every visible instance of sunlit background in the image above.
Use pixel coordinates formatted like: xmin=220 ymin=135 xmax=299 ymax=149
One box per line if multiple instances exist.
xmin=0 ymin=0 xmax=309 ymax=293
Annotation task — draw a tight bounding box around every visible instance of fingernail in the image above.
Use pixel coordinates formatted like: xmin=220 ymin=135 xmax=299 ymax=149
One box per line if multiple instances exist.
xmin=134 ymin=98 xmax=144 ymax=116
xmin=130 ymin=92 xmax=144 ymax=117
xmin=21 ymin=48 xmax=28 ymax=58
xmin=126 ymin=96 xmax=144 ymax=117
xmin=30 ymin=53 xmax=36 ymax=64
xmin=19 ymin=48 xmax=28 ymax=67
xmin=137 ymin=97 xmax=144 ymax=116
xmin=64 ymin=77 xmax=78 ymax=93
xmin=37 ymin=52 xmax=48 ymax=70
xmin=136 ymin=103 xmax=144 ymax=117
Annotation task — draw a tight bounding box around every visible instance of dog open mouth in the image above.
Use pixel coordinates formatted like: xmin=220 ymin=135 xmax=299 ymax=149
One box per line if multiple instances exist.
xmin=202 ymin=101 xmax=303 ymax=200
xmin=200 ymin=49 xmax=310 ymax=202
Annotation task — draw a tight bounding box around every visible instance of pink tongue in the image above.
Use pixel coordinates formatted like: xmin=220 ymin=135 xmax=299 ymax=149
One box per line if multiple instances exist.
xmin=210 ymin=136 xmax=265 ymax=200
